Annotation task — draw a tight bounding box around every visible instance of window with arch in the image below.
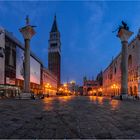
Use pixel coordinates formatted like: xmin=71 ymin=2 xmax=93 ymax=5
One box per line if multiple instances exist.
xmin=128 ymin=55 xmax=132 ymax=68
xmin=134 ymin=86 xmax=137 ymax=95
xmin=114 ymin=67 xmax=116 ymax=74
xmin=129 ymin=86 xmax=133 ymax=95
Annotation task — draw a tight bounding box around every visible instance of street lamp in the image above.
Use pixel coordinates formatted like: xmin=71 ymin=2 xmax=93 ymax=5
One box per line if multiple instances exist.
xmin=63 ymin=83 xmax=67 ymax=87
xmin=111 ymin=84 xmax=119 ymax=97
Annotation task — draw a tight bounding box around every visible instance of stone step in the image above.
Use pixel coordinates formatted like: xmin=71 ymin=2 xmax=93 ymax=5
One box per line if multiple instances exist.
xmin=112 ymin=95 xmax=140 ymax=101
xmin=19 ymin=93 xmax=33 ymax=99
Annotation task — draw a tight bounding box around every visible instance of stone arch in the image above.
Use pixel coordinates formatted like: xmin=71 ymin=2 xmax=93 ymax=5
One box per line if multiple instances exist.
xmin=87 ymin=87 xmax=92 ymax=92
xmin=114 ymin=67 xmax=117 ymax=74
xmin=129 ymin=86 xmax=133 ymax=96
xmin=134 ymin=86 xmax=137 ymax=95
xmin=87 ymin=87 xmax=92 ymax=95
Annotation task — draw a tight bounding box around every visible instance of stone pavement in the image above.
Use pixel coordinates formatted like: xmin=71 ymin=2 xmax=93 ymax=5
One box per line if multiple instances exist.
xmin=1 ymin=96 xmax=140 ymax=139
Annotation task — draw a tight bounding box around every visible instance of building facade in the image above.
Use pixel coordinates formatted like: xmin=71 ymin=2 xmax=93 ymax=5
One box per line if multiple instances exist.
xmin=0 ymin=27 xmax=43 ymax=97
xmin=96 ymin=71 xmax=103 ymax=86
xmin=83 ymin=77 xmax=101 ymax=96
xmin=42 ymin=68 xmax=57 ymax=96
xmin=67 ymin=81 xmax=79 ymax=95
xmin=48 ymin=15 xmax=61 ymax=88
xmin=103 ymin=29 xmax=140 ymax=97
xmin=0 ymin=27 xmax=58 ymax=97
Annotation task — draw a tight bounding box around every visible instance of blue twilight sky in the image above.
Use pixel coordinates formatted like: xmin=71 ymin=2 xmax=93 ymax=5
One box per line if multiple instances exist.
xmin=0 ymin=1 xmax=140 ymax=85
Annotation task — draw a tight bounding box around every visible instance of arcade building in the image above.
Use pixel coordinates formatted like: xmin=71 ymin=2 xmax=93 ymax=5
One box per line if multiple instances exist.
xmin=103 ymin=29 xmax=140 ymax=97
xmin=83 ymin=76 xmax=102 ymax=96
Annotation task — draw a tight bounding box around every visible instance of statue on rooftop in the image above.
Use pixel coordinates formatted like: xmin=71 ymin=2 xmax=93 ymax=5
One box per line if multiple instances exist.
xmin=112 ymin=21 xmax=129 ymax=34
xmin=118 ymin=21 xmax=129 ymax=33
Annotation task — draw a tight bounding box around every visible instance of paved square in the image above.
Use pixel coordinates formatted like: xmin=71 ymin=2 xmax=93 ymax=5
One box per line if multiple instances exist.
xmin=0 ymin=96 xmax=140 ymax=139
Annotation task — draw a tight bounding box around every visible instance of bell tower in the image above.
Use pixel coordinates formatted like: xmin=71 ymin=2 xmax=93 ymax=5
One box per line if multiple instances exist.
xmin=48 ymin=15 xmax=61 ymax=87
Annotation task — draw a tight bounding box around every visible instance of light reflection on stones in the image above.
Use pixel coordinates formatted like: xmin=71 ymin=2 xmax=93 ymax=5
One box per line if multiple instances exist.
xmin=43 ymin=96 xmax=74 ymax=111
xmin=89 ymin=96 xmax=103 ymax=105
xmin=89 ymin=96 xmax=120 ymax=110
xmin=58 ymin=96 xmax=74 ymax=104
xmin=43 ymin=98 xmax=54 ymax=111
xmin=110 ymin=99 xmax=120 ymax=110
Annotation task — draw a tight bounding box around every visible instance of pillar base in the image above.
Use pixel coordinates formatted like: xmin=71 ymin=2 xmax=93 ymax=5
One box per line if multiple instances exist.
xmin=138 ymin=91 xmax=140 ymax=98
xmin=120 ymin=93 xmax=127 ymax=100
xmin=19 ymin=92 xmax=35 ymax=99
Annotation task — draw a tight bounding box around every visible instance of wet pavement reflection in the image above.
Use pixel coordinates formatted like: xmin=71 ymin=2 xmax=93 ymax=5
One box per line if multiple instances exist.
xmin=1 ymin=96 xmax=140 ymax=139
xmin=43 ymin=96 xmax=75 ymax=111
xmin=57 ymin=96 xmax=74 ymax=103
xmin=89 ymin=96 xmax=103 ymax=105
xmin=110 ymin=99 xmax=120 ymax=110
xmin=43 ymin=96 xmax=121 ymax=112
xmin=88 ymin=96 xmax=120 ymax=110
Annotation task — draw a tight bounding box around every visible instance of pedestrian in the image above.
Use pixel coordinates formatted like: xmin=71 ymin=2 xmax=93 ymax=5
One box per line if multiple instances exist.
xmin=120 ymin=95 xmax=122 ymax=100
xmin=31 ymin=93 xmax=35 ymax=100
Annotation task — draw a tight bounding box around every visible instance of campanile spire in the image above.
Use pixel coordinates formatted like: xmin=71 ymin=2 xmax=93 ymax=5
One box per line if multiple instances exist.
xmin=48 ymin=15 xmax=61 ymax=88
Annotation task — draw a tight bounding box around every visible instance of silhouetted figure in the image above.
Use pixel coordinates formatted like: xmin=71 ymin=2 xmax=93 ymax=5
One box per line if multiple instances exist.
xmin=122 ymin=21 xmax=129 ymax=30
xmin=31 ymin=93 xmax=35 ymax=100
xmin=120 ymin=95 xmax=122 ymax=100
xmin=41 ymin=94 xmax=44 ymax=99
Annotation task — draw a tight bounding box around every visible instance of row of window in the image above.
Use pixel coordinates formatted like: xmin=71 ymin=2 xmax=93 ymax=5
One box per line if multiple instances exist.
xmin=104 ymin=54 xmax=134 ymax=81
xmin=50 ymin=33 xmax=59 ymax=39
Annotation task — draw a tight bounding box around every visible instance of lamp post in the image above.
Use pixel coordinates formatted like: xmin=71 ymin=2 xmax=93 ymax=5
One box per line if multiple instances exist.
xmin=19 ymin=16 xmax=36 ymax=98
xmin=117 ymin=21 xmax=133 ymax=100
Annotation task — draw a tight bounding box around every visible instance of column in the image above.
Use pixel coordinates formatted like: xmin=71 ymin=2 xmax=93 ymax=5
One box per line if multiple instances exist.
xmin=19 ymin=16 xmax=35 ymax=98
xmin=121 ymin=40 xmax=128 ymax=95
xmin=118 ymin=28 xmax=133 ymax=100
xmin=24 ymin=39 xmax=30 ymax=93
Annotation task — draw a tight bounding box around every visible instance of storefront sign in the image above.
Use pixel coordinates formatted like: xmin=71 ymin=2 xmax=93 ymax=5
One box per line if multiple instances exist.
xmin=6 ymin=77 xmax=15 ymax=85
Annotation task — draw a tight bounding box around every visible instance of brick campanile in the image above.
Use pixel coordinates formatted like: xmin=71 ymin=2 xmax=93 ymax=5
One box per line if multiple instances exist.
xmin=48 ymin=15 xmax=61 ymax=88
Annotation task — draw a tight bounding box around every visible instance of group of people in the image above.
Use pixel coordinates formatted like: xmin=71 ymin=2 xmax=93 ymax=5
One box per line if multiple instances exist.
xmin=31 ymin=93 xmax=45 ymax=100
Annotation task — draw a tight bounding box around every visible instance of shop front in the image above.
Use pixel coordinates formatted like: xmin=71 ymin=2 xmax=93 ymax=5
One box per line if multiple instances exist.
xmin=0 ymin=84 xmax=20 ymax=98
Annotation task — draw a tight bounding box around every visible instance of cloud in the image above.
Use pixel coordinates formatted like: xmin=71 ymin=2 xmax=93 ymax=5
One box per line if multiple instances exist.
xmin=84 ymin=2 xmax=109 ymax=52
xmin=85 ymin=1 xmax=109 ymax=47
xmin=87 ymin=2 xmax=107 ymax=24
xmin=62 ymin=2 xmax=109 ymax=83
xmin=86 ymin=1 xmax=107 ymax=25
xmin=81 ymin=1 xmax=117 ymax=77
xmin=0 ymin=1 xmax=49 ymax=25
